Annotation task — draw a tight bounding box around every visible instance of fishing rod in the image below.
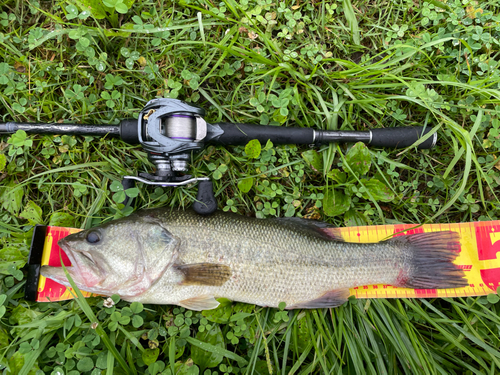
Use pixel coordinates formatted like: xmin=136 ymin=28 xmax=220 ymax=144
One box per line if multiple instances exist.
xmin=1 ymin=98 xmax=437 ymax=215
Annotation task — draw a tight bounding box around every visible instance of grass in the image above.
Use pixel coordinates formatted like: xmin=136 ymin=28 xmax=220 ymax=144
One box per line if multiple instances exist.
xmin=1 ymin=0 xmax=500 ymax=373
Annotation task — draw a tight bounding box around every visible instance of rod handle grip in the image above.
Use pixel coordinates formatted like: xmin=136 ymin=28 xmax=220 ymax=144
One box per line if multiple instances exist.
xmin=370 ymin=127 xmax=437 ymax=149
xmin=119 ymin=118 xmax=140 ymax=144
xmin=214 ymin=123 xmax=315 ymax=146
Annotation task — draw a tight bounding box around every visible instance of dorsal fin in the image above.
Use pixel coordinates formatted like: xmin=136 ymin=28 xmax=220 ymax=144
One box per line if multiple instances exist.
xmin=272 ymin=217 xmax=344 ymax=242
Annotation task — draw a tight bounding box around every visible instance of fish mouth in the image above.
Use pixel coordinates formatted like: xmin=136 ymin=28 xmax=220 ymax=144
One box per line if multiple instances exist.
xmin=40 ymin=265 xmax=82 ymax=289
xmin=40 ymin=238 xmax=105 ymax=290
xmin=58 ymin=238 xmax=85 ymax=274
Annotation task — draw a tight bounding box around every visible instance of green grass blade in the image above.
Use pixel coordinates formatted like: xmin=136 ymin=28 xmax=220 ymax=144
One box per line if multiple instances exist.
xmin=185 ymin=336 xmax=248 ymax=366
xmin=342 ymin=0 xmax=360 ymax=45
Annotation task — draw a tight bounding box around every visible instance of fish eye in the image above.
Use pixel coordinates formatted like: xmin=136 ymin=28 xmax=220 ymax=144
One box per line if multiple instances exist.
xmin=86 ymin=231 xmax=101 ymax=244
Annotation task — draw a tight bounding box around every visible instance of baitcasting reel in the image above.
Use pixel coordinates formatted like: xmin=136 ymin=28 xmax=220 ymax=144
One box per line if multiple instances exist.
xmin=119 ymin=99 xmax=223 ymax=215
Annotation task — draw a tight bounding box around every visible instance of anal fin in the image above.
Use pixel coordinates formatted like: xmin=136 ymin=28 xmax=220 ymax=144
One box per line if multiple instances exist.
xmin=179 ymin=295 xmax=220 ymax=311
xmin=287 ymin=289 xmax=350 ymax=309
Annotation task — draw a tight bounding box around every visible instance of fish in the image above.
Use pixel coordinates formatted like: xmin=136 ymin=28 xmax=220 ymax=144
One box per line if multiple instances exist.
xmin=40 ymin=209 xmax=467 ymax=311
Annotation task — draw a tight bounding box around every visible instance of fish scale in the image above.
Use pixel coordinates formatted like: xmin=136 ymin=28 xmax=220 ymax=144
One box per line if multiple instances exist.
xmin=40 ymin=209 xmax=467 ymax=310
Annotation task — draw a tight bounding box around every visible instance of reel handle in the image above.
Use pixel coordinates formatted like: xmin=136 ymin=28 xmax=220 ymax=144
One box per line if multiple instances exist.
xmin=121 ymin=178 xmax=136 ymax=207
xmin=193 ymin=180 xmax=217 ymax=215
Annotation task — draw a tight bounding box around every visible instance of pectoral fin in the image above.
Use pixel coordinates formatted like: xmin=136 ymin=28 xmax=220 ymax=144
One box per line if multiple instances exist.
xmin=179 ymin=295 xmax=220 ymax=311
xmin=287 ymin=289 xmax=350 ymax=309
xmin=175 ymin=263 xmax=232 ymax=286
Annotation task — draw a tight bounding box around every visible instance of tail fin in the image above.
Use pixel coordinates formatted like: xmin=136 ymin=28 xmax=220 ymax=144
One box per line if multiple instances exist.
xmin=388 ymin=231 xmax=467 ymax=289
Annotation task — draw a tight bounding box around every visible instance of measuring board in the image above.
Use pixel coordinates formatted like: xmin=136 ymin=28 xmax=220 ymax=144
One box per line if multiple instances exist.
xmin=26 ymin=221 xmax=500 ymax=302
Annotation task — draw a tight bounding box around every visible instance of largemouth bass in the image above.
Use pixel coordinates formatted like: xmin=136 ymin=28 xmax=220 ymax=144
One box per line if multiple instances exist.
xmin=41 ymin=209 xmax=467 ymax=310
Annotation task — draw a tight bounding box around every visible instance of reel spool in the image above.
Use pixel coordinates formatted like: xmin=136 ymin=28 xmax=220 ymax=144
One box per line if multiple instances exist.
xmin=162 ymin=115 xmax=197 ymax=172
xmin=122 ymin=99 xmax=218 ymax=215
xmin=163 ymin=115 xmax=198 ymax=141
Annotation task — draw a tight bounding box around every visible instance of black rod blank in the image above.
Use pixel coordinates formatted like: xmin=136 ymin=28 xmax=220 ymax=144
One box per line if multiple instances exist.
xmin=0 ymin=122 xmax=120 ymax=137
